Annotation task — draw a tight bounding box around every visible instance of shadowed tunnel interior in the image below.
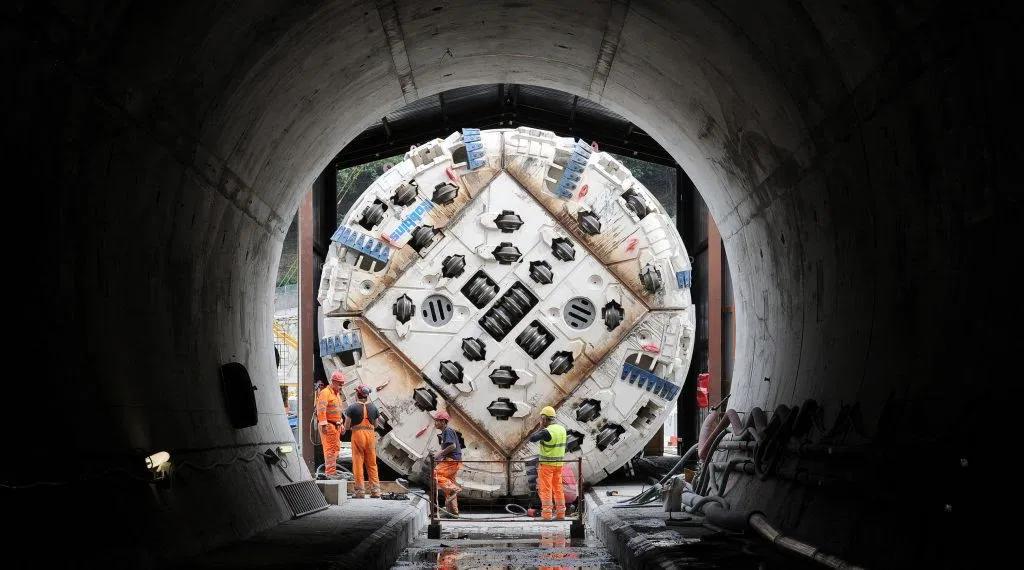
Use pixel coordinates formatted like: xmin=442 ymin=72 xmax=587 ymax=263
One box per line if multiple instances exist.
xmin=6 ymin=1 xmax=1005 ymax=568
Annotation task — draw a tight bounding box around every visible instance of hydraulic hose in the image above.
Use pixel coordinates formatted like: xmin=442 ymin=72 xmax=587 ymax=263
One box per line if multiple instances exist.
xmin=749 ymin=513 xmax=865 ymax=569
xmin=681 ymin=491 xmax=751 ymax=530
xmin=755 ymin=406 xmax=797 ymax=480
xmin=688 ymin=494 xmax=729 ymax=514
xmin=394 ymin=477 xmax=458 ymax=517
xmin=681 ymin=491 xmax=861 ymax=569
xmin=712 ymin=458 xmax=754 ymax=496
xmin=663 ymin=442 xmax=699 ymax=485
xmin=695 ymin=427 xmax=732 ymax=495
xmin=621 ymin=442 xmax=699 ymax=505
xmin=717 ymin=439 xmax=872 ymax=458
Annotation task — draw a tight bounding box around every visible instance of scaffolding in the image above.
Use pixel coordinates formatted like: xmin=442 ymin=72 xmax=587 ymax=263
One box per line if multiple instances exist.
xmin=273 ymin=314 xmax=299 ymax=404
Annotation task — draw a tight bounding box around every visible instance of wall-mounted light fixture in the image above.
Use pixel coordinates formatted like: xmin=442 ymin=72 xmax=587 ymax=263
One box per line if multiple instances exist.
xmin=278 ymin=445 xmax=294 ymax=454
xmin=145 ymin=451 xmax=170 ymax=470
xmin=144 ymin=451 xmax=172 ymax=488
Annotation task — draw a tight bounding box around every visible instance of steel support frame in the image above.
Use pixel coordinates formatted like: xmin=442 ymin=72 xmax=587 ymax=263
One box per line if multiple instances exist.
xmin=427 ymin=458 xmax=585 ymax=539
xmin=298 ymin=190 xmax=317 ymax=473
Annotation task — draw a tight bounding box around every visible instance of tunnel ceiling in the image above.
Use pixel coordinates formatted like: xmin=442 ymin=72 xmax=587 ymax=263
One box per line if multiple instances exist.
xmin=331 ymin=83 xmax=676 ymax=169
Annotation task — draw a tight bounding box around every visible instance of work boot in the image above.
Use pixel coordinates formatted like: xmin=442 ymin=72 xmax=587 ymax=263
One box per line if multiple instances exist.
xmin=370 ymin=485 xmax=382 ymax=498
xmin=352 ymin=484 xmax=365 ymax=499
xmin=439 ymin=510 xmax=460 ymax=519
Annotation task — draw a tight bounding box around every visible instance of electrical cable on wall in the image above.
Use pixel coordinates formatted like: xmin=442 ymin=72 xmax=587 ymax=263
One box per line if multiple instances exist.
xmin=2 ymin=441 xmax=302 ymax=490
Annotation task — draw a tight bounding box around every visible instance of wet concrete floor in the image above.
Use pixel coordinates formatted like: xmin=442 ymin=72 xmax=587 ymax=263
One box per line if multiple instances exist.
xmin=392 ymin=513 xmax=619 ymax=569
xmin=391 ymin=504 xmax=825 ymax=570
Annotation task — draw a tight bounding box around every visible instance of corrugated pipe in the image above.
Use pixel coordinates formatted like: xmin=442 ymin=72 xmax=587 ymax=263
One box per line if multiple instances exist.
xmin=749 ymin=513 xmax=866 ymax=569
xmin=717 ymin=440 xmax=758 ymax=452
xmin=681 ymin=490 xmax=866 ymax=569
xmin=717 ymin=440 xmax=872 ymax=458
xmin=711 ymin=458 xmax=860 ymax=490
xmin=710 ymin=458 xmax=755 ymax=496
xmin=681 ymin=491 xmax=756 ymax=530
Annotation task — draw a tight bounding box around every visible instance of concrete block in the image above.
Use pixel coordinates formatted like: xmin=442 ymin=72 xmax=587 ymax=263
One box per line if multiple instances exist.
xmin=316 ymin=480 xmax=348 ymax=505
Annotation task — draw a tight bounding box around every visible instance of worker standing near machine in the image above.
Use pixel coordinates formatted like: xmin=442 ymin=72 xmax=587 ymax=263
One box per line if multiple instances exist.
xmin=529 ymin=406 xmax=567 ymax=520
xmin=432 ymin=411 xmax=463 ymax=518
xmin=316 ymin=371 xmax=347 ymax=480
xmin=343 ymin=384 xmax=382 ymax=498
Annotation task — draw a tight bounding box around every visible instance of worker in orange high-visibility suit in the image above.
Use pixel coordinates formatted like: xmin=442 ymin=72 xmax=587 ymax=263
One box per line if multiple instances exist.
xmin=528 ymin=406 xmax=567 ymax=520
xmin=342 ymin=384 xmax=381 ymax=498
xmin=432 ymin=411 xmax=463 ymax=518
xmin=316 ymin=371 xmax=347 ymax=479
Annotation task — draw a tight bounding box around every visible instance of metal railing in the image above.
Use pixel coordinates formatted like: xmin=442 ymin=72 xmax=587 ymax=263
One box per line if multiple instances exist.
xmin=427 ymin=457 xmax=585 ymax=528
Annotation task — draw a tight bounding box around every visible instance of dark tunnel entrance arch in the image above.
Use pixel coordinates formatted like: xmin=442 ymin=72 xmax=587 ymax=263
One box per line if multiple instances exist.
xmin=12 ymin=2 xmax=1000 ymax=567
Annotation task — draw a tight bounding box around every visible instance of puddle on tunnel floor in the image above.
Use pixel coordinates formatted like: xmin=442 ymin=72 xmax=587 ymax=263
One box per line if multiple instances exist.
xmin=391 ymin=514 xmax=825 ymax=570
xmin=391 ymin=529 xmax=621 ymax=569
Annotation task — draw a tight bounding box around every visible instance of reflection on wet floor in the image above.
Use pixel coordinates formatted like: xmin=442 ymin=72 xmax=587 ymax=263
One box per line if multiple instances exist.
xmin=392 ymin=507 xmax=827 ymax=570
xmin=392 ymin=528 xmax=620 ymax=569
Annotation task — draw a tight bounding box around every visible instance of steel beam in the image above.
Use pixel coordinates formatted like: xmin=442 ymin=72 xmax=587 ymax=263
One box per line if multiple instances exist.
xmin=298 ymin=190 xmax=317 ymax=474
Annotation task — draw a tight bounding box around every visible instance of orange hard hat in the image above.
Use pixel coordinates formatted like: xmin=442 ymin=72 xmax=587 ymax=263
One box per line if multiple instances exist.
xmin=434 ymin=411 xmax=450 ymax=421
xmin=330 ymin=371 xmax=346 ymax=384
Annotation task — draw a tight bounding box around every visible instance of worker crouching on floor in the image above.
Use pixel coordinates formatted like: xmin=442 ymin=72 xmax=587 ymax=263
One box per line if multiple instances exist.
xmin=432 ymin=411 xmax=463 ymax=519
xmin=343 ymin=383 xmax=382 ymax=498
xmin=529 ymin=406 xmax=567 ymax=520
xmin=316 ymin=371 xmax=347 ymax=480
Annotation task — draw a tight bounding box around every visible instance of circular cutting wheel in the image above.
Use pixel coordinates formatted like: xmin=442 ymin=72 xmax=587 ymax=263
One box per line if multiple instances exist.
xmin=318 ymin=127 xmax=696 ymax=499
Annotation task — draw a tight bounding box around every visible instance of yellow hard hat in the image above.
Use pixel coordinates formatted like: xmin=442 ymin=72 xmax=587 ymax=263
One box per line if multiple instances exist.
xmin=540 ymin=406 xmax=556 ymax=418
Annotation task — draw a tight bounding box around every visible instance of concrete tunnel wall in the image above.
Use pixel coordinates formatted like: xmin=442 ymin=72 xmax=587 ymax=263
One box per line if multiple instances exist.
xmin=8 ymin=0 xmax=1003 ymax=567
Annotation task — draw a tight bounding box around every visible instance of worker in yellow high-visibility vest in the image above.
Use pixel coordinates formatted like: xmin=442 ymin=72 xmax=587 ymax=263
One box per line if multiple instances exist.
xmin=528 ymin=406 xmax=567 ymax=520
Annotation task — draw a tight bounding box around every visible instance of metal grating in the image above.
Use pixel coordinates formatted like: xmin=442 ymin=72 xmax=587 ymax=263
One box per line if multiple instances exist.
xmin=386 ymin=94 xmax=441 ymax=122
xmin=278 ymin=480 xmax=329 ymax=518
xmin=563 ymin=297 xmax=596 ymax=329
xmin=517 ymin=84 xmax=576 ymax=115
xmin=422 ymin=294 xmax=454 ymax=326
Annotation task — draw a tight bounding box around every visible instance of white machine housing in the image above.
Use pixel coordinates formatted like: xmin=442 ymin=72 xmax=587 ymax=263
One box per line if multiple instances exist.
xmin=317 ymin=127 xmax=695 ymax=498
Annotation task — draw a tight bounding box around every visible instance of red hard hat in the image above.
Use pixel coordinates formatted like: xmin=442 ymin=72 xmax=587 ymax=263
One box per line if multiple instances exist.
xmin=356 ymin=384 xmax=372 ymax=396
xmin=434 ymin=411 xmax=450 ymax=421
xmin=330 ymin=371 xmax=346 ymax=384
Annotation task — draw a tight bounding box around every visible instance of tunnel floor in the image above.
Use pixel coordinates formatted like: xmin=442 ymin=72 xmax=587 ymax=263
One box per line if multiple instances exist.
xmin=389 ymin=482 xmax=826 ymax=570
xmin=392 ymin=522 xmax=620 ymax=569
xmin=390 ymin=508 xmax=821 ymax=569
xmin=165 ymin=479 xmax=829 ymax=570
